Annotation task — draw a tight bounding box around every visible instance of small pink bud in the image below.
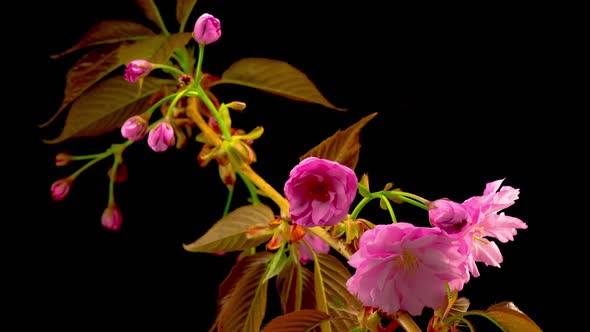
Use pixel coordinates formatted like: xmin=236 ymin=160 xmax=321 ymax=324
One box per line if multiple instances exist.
xmin=50 ymin=177 xmax=73 ymax=202
xmin=55 ymin=153 xmax=72 ymax=167
xmin=226 ymin=101 xmax=246 ymax=111
xmin=147 ymin=120 xmax=176 ymax=152
xmin=193 ymin=13 xmax=221 ymax=45
xmin=124 ymin=60 xmax=153 ymax=83
xmin=101 ymin=203 xmax=123 ymax=231
xmin=121 ymin=115 xmax=149 ymax=141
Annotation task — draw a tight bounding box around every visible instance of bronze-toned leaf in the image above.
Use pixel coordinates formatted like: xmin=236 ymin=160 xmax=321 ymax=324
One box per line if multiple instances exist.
xmin=217 ymin=252 xmax=272 ymax=332
xmin=481 ymin=301 xmax=542 ymax=332
xmin=42 ymin=34 xmax=169 ymax=129
xmin=43 ymin=76 xmax=173 ymax=144
xmin=312 ymin=252 xmax=331 ymax=332
xmin=300 ymin=112 xmax=378 ymax=170
xmin=316 ymin=254 xmax=362 ymax=332
xmin=50 ymin=20 xmax=156 ymax=59
xmin=176 ymin=0 xmax=198 ymax=30
xmin=276 ymin=259 xmax=316 ymax=314
xmin=211 ymin=57 xmax=347 ymax=111
xmin=135 ymin=0 xmax=168 ymax=34
xmin=147 ymin=32 xmax=192 ymax=66
xmin=183 ymin=204 xmax=275 ymax=253
xmin=261 ymin=309 xmax=331 ymax=332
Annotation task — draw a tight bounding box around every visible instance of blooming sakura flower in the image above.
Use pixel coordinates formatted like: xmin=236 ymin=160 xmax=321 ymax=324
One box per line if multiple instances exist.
xmin=124 ymin=60 xmax=153 ymax=83
xmin=193 ymin=13 xmax=221 ymax=45
xmin=284 ymin=157 xmax=358 ymax=227
xmin=50 ymin=177 xmax=73 ymax=201
xmin=101 ymin=203 xmax=123 ymax=231
xmin=121 ymin=115 xmax=149 ymax=141
xmin=297 ymin=232 xmax=330 ymax=264
xmin=346 ymin=223 xmax=469 ymax=316
xmin=428 ymin=178 xmax=528 ymax=277
xmin=147 ymin=120 xmax=176 ymax=152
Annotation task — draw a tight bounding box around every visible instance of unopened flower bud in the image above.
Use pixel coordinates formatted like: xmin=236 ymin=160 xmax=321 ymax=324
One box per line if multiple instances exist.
xmin=121 ymin=115 xmax=149 ymax=141
xmin=124 ymin=60 xmax=153 ymax=83
xmin=101 ymin=203 xmax=123 ymax=231
xmin=50 ymin=177 xmax=73 ymax=202
xmin=108 ymin=164 xmax=128 ymax=183
xmin=147 ymin=120 xmax=176 ymax=152
xmin=55 ymin=153 xmax=72 ymax=167
xmin=226 ymin=101 xmax=246 ymax=111
xmin=193 ymin=13 xmax=221 ymax=45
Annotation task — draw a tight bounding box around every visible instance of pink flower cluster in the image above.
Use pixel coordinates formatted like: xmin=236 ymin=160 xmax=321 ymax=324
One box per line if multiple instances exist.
xmin=345 ymin=178 xmax=527 ymax=316
xmin=121 ymin=116 xmax=176 ymax=153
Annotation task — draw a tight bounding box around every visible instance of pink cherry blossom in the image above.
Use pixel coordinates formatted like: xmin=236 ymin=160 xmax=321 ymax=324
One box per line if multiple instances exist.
xmin=121 ymin=115 xmax=149 ymax=141
xmin=284 ymin=157 xmax=358 ymax=227
xmin=297 ymin=232 xmax=330 ymax=264
xmin=346 ymin=223 xmax=469 ymax=316
xmin=147 ymin=120 xmax=176 ymax=152
xmin=193 ymin=13 xmax=221 ymax=45
xmin=124 ymin=60 xmax=153 ymax=83
xmin=101 ymin=203 xmax=123 ymax=231
xmin=428 ymin=178 xmax=528 ymax=277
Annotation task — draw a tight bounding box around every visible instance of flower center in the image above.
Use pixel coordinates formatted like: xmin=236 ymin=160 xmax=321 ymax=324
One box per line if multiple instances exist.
xmin=310 ymin=182 xmax=331 ymax=202
xmin=393 ymin=251 xmax=419 ymax=275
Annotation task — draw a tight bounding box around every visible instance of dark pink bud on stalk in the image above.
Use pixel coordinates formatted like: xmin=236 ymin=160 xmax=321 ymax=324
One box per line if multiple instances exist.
xmin=193 ymin=13 xmax=221 ymax=45
xmin=124 ymin=60 xmax=153 ymax=83
xmin=101 ymin=203 xmax=123 ymax=231
xmin=226 ymin=101 xmax=247 ymax=111
xmin=55 ymin=153 xmax=72 ymax=167
xmin=50 ymin=177 xmax=73 ymax=202
xmin=108 ymin=164 xmax=128 ymax=184
xmin=147 ymin=120 xmax=176 ymax=152
xmin=121 ymin=115 xmax=149 ymax=141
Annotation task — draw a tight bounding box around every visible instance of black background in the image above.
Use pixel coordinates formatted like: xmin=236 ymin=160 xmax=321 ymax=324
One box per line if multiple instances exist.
xmin=24 ymin=0 xmax=581 ymax=330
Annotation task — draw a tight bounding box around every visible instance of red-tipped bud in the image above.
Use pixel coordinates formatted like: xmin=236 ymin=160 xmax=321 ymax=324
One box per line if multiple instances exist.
xmin=101 ymin=203 xmax=123 ymax=231
xmin=193 ymin=13 xmax=221 ymax=45
xmin=50 ymin=177 xmax=73 ymax=202
xmin=55 ymin=153 xmax=73 ymax=167
xmin=124 ymin=60 xmax=153 ymax=83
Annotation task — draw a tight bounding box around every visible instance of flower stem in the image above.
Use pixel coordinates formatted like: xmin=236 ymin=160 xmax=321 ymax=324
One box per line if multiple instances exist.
xmin=393 ymin=311 xmax=422 ymax=332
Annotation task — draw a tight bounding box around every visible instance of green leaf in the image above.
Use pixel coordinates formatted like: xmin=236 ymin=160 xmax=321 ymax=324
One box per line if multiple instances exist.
xmin=300 ymin=112 xmax=378 ymax=170
xmin=316 ymin=254 xmax=362 ymax=332
xmin=135 ymin=0 xmax=168 ymax=34
xmin=211 ymin=58 xmax=347 ymax=111
xmin=480 ymin=302 xmax=543 ymax=332
xmin=183 ymin=204 xmax=275 ymax=253
xmin=263 ymin=244 xmax=289 ymax=283
xmin=44 ymin=76 xmax=172 ymax=143
xmin=216 ymin=252 xmax=272 ymax=332
xmin=261 ymin=309 xmax=331 ymax=332
xmin=176 ymin=0 xmax=198 ymax=31
xmin=276 ymin=259 xmax=316 ymax=313
xmin=50 ymin=20 xmax=156 ymax=59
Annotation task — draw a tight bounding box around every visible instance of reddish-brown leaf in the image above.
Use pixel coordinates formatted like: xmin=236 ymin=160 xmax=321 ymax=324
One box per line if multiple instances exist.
xmin=211 ymin=58 xmax=347 ymax=111
xmin=261 ymin=309 xmax=331 ymax=332
xmin=276 ymin=259 xmax=316 ymax=314
xmin=50 ymin=20 xmax=155 ymax=59
xmin=43 ymin=76 xmax=172 ymax=144
xmin=300 ymin=112 xmax=378 ymax=170
xmin=216 ymin=252 xmax=273 ymax=332
xmin=481 ymin=301 xmax=542 ymax=332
